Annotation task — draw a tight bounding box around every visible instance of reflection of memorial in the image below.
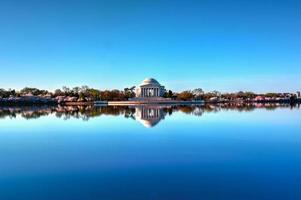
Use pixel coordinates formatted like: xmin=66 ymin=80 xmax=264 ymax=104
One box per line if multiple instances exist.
xmin=134 ymin=106 xmax=166 ymax=128
xmin=1 ymin=104 xmax=297 ymax=123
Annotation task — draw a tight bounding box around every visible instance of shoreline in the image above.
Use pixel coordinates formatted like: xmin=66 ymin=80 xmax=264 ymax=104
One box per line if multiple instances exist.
xmin=0 ymin=99 xmax=300 ymax=106
xmin=107 ymin=100 xmax=204 ymax=106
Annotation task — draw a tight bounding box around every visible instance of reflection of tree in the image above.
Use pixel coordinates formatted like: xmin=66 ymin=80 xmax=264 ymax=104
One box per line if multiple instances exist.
xmin=0 ymin=106 xmax=54 ymax=120
xmin=0 ymin=110 xmax=17 ymax=119
xmin=0 ymin=103 xmax=299 ymax=121
xmin=124 ymin=109 xmax=136 ymax=119
xmin=99 ymin=106 xmax=135 ymax=116
xmin=204 ymin=103 xmax=284 ymax=112
xmin=178 ymin=106 xmax=195 ymax=114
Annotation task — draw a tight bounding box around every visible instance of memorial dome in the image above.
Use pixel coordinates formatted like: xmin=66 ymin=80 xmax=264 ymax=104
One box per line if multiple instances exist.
xmin=140 ymin=78 xmax=160 ymax=86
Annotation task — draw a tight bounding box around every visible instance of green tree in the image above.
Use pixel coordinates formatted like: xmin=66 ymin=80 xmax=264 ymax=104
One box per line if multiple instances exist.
xmin=163 ymin=90 xmax=174 ymax=98
xmin=87 ymin=88 xmax=101 ymax=100
xmin=20 ymin=87 xmax=48 ymax=96
xmin=124 ymin=86 xmax=136 ymax=99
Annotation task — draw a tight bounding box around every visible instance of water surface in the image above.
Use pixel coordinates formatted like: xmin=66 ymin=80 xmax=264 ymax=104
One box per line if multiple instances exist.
xmin=0 ymin=104 xmax=300 ymax=200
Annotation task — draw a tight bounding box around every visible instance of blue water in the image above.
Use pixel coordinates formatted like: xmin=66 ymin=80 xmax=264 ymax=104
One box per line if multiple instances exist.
xmin=0 ymin=104 xmax=300 ymax=200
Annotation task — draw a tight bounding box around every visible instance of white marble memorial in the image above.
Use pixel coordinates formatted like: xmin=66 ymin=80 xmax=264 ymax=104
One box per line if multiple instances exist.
xmin=135 ymin=78 xmax=165 ymax=98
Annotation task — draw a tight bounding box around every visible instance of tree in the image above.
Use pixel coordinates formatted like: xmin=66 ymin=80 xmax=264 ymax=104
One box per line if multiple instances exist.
xmin=20 ymin=87 xmax=48 ymax=96
xmin=290 ymin=94 xmax=297 ymax=103
xmin=192 ymin=88 xmax=204 ymax=100
xmin=244 ymin=92 xmax=256 ymax=99
xmin=86 ymin=88 xmax=101 ymax=101
xmin=54 ymin=89 xmax=64 ymax=96
xmin=100 ymin=90 xmax=126 ymax=101
xmin=0 ymin=89 xmax=8 ymax=98
xmin=62 ymin=86 xmax=70 ymax=95
xmin=212 ymin=90 xmax=221 ymax=97
xmin=124 ymin=86 xmax=136 ymax=99
xmin=163 ymin=90 xmax=174 ymax=98
xmin=177 ymin=91 xmax=194 ymax=101
xmin=72 ymin=87 xmax=81 ymax=94
xmin=167 ymin=90 xmax=173 ymax=98
xmin=81 ymin=85 xmax=89 ymax=92
xmin=265 ymin=93 xmax=279 ymax=98
xmin=9 ymin=89 xmax=16 ymax=96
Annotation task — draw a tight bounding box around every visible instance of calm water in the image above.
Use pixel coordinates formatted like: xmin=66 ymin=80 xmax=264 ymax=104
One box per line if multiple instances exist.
xmin=0 ymin=104 xmax=301 ymax=200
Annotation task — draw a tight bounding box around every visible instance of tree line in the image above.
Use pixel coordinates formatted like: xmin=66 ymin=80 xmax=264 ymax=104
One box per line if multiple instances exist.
xmin=0 ymin=86 xmax=299 ymax=102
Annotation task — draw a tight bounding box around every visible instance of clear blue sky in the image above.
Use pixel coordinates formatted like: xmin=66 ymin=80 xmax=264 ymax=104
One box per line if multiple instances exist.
xmin=0 ymin=0 xmax=300 ymax=93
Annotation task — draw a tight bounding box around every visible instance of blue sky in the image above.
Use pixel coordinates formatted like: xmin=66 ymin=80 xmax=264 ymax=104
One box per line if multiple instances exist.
xmin=0 ymin=0 xmax=300 ymax=92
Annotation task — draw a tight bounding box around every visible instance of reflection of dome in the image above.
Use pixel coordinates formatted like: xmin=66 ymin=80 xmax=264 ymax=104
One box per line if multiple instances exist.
xmin=136 ymin=118 xmax=161 ymax=128
xmin=140 ymin=78 xmax=161 ymax=86
xmin=134 ymin=106 xmax=164 ymax=128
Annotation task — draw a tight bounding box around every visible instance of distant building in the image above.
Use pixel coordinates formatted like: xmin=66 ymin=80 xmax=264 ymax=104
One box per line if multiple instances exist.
xmin=135 ymin=78 xmax=165 ymax=98
xmin=297 ymin=91 xmax=301 ymax=98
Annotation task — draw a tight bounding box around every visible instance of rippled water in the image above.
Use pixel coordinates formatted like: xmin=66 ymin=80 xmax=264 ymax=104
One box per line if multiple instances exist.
xmin=0 ymin=104 xmax=301 ymax=200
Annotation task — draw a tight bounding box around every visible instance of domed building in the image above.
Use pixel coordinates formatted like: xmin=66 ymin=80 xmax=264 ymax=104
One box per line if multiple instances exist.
xmin=135 ymin=78 xmax=165 ymax=98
